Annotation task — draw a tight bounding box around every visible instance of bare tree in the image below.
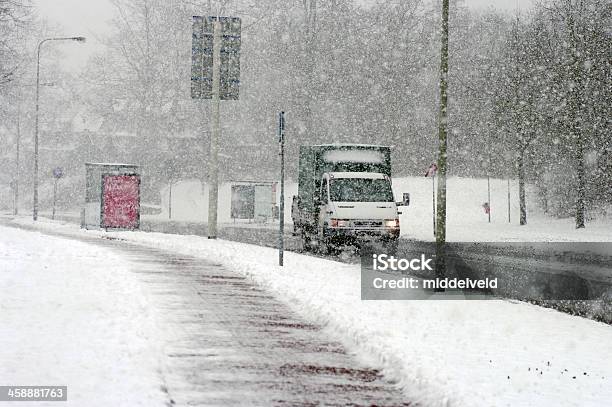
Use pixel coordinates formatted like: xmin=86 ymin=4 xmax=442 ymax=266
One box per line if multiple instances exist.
xmin=0 ymin=0 xmax=31 ymax=85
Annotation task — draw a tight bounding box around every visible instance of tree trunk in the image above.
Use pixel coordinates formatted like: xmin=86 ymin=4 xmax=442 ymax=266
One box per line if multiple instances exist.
xmin=302 ymin=0 xmax=317 ymax=142
xmin=435 ymin=0 xmax=449 ymax=282
xmin=518 ymin=151 xmax=527 ymax=225
xmin=566 ymin=4 xmax=586 ymax=228
xmin=576 ymin=136 xmax=586 ymax=228
xmin=168 ymin=182 xmax=172 ymax=220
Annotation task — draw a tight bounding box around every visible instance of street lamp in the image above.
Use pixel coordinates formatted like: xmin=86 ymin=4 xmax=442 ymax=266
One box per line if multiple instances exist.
xmin=32 ymin=36 xmax=86 ymax=221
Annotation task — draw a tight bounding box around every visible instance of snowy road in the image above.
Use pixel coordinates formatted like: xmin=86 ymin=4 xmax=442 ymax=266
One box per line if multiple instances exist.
xmin=38 ymin=214 xmax=612 ymax=321
xmin=1 ymin=222 xmax=411 ymax=406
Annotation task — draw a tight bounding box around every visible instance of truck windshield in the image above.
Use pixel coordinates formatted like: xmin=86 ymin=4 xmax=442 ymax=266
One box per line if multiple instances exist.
xmin=329 ymin=178 xmax=394 ymax=202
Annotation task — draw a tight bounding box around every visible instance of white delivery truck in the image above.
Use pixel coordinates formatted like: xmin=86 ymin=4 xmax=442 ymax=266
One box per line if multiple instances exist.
xmin=291 ymin=144 xmax=409 ymax=253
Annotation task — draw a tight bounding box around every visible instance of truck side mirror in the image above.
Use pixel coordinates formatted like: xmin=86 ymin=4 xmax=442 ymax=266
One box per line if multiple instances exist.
xmin=397 ymin=192 xmax=410 ymax=207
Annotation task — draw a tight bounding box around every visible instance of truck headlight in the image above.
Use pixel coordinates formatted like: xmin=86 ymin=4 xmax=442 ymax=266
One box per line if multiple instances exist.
xmin=385 ymin=219 xmax=400 ymax=228
xmin=330 ymin=219 xmax=350 ymax=227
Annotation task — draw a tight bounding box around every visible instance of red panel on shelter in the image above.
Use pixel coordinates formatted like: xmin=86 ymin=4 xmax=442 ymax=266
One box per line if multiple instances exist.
xmin=102 ymin=175 xmax=140 ymax=228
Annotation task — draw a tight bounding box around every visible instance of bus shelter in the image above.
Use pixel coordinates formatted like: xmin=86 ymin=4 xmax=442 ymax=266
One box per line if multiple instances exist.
xmin=83 ymin=163 xmax=140 ymax=230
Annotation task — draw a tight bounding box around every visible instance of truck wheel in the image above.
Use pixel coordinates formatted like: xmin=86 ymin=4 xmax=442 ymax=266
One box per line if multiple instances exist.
xmin=386 ymin=238 xmax=399 ymax=255
xmin=319 ymin=238 xmax=331 ymax=255
xmin=301 ymin=230 xmax=313 ymax=252
xmin=318 ymin=239 xmax=330 ymax=255
xmin=317 ymin=228 xmax=331 ymax=255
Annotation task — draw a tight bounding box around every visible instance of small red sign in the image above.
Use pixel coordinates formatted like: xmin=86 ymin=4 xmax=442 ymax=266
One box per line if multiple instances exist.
xmin=483 ymin=202 xmax=491 ymax=215
xmin=102 ymin=175 xmax=140 ymax=229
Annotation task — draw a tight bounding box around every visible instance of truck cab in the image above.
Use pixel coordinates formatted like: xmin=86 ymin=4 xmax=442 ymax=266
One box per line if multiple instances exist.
xmin=316 ymin=172 xmax=405 ymax=251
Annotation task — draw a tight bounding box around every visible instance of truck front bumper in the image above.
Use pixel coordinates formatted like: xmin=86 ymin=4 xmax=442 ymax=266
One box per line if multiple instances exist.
xmin=324 ymin=227 xmax=400 ymax=241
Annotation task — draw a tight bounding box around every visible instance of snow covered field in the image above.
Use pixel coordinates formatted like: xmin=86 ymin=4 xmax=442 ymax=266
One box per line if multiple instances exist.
xmin=21 ymin=175 xmax=611 ymax=243
xmin=0 ymin=225 xmax=164 ymax=406
xmin=153 ymin=177 xmax=612 ymax=242
xmin=393 ymin=177 xmax=612 ymax=242
xmin=11 ymin=218 xmax=612 ymax=407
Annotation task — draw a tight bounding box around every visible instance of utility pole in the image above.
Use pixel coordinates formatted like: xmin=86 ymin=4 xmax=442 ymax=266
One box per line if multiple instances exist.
xmin=278 ymin=112 xmax=285 ymax=266
xmin=207 ymin=19 xmax=221 ymax=239
xmin=435 ymin=0 xmax=450 ymax=282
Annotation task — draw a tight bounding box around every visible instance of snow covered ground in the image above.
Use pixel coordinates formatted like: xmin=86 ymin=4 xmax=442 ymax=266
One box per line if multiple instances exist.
xmin=393 ymin=177 xmax=612 ymax=242
xmin=0 ymin=225 xmax=164 ymax=406
xmin=151 ymin=177 xmax=612 ymax=242
xmin=21 ymin=175 xmax=611 ymax=243
xmin=11 ymin=218 xmax=612 ymax=407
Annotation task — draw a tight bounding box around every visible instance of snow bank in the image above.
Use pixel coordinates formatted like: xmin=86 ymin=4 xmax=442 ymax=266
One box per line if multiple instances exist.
xmin=15 ymin=218 xmax=611 ymax=407
xmin=0 ymin=225 xmax=165 ymax=406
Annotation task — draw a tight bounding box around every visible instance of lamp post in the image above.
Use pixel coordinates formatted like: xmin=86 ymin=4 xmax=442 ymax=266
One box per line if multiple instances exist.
xmin=32 ymin=36 xmax=85 ymax=221
xmin=13 ymin=97 xmax=21 ymax=215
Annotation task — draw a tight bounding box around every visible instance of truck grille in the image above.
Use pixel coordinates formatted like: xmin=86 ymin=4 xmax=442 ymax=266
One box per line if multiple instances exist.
xmin=353 ymin=220 xmax=383 ymax=227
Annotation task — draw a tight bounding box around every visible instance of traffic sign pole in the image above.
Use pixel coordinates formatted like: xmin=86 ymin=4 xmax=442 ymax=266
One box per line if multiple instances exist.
xmin=52 ymin=178 xmax=58 ymax=220
xmin=278 ymin=112 xmax=285 ymax=267
xmin=192 ymin=15 xmax=241 ymax=238
xmin=507 ymin=178 xmax=511 ymax=223
xmin=207 ymin=19 xmax=221 ymax=239
xmin=169 ymin=181 xmax=172 ymax=220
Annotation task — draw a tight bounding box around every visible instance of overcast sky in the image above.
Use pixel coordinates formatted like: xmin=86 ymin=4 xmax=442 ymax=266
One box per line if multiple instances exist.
xmin=35 ymin=0 xmax=535 ymax=71
xmin=35 ymin=0 xmax=113 ymax=69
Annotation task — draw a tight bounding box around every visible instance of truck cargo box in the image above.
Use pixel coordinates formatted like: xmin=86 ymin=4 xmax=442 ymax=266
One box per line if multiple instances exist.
xmin=297 ymin=144 xmax=391 ymax=214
